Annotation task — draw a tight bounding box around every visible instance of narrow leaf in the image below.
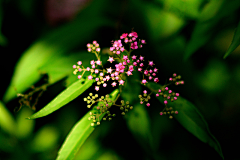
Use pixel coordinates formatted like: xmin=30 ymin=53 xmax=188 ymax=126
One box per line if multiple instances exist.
xmin=28 ymin=78 xmax=94 ymax=119
xmin=56 ymin=89 xmax=119 ymax=160
xmin=146 ymin=82 xmax=224 ymax=159
xmin=223 ymin=20 xmax=240 ymax=59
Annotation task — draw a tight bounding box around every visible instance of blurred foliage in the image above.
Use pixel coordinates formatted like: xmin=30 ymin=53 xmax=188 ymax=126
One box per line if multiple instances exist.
xmin=1 ymin=0 xmax=240 ymax=160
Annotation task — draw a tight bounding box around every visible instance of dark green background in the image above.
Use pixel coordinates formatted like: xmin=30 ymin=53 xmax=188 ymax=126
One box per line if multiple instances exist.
xmin=1 ymin=0 xmax=240 ymax=159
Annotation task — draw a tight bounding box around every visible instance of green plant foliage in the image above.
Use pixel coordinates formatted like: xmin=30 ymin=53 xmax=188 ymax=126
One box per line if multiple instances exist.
xmin=3 ymin=14 xmax=112 ymax=103
xmin=0 ymin=101 xmax=16 ymax=135
xmin=223 ymin=20 xmax=240 ymax=58
xmin=16 ymin=107 xmax=34 ymax=139
xmin=28 ymin=78 xmax=94 ymax=119
xmin=121 ymin=72 xmax=155 ymax=156
xmin=147 ymin=82 xmax=224 ymax=159
xmin=30 ymin=125 xmax=59 ymax=152
xmin=184 ymin=0 xmax=240 ymax=60
xmin=56 ymin=89 xmax=119 ymax=160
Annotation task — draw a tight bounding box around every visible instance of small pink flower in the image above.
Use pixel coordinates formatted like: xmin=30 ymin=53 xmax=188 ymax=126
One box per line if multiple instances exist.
xmin=123 ymin=55 xmax=128 ymax=60
xmin=88 ymin=75 xmax=93 ymax=80
xmin=112 ymin=82 xmax=117 ymax=87
xmin=78 ymin=75 xmax=82 ymax=79
xmin=169 ymin=90 xmax=172 ymax=94
xmin=149 ymin=69 xmax=153 ymax=73
xmin=149 ymin=76 xmax=152 ymax=80
xmin=133 ymin=62 xmax=137 ymax=66
xmin=86 ymin=67 xmax=90 ymax=71
xmin=158 ymin=89 xmax=161 ymax=92
xmin=149 ymin=61 xmax=154 ymax=66
xmin=91 ymin=65 xmax=95 ymax=69
xmin=154 ymin=68 xmax=158 ymax=72
xmin=123 ymin=61 xmax=127 ymax=65
xmin=141 ymin=39 xmax=146 ymax=44
xmin=165 ymin=87 xmax=168 ymax=90
xmin=142 ymin=79 xmax=147 ymax=84
xmin=96 ymin=48 xmax=100 ymax=52
xmin=87 ymin=48 xmax=91 ymax=52
xmin=144 ymin=70 xmax=148 ymax=75
xmin=95 ymin=78 xmax=99 ymax=81
xmin=103 ymin=83 xmax=107 ymax=87
xmin=173 ymin=73 xmax=177 ymax=77
xmin=156 ymin=93 xmax=159 ymax=97
xmin=107 ymin=57 xmax=115 ymax=63
xmin=146 ymin=103 xmax=150 ymax=107
xmin=87 ymin=43 xmax=91 ymax=48
xmin=106 ymin=75 xmax=110 ymax=81
xmin=77 ymin=61 xmax=82 ymax=65
xmin=138 ymin=68 xmax=142 ymax=72
xmin=152 ymin=73 xmax=156 ymax=76
xmin=164 ymin=100 xmax=168 ymax=104
xmin=73 ymin=65 xmax=76 ymax=69
xmin=96 ymin=60 xmax=102 ymax=65
xmin=143 ymin=90 xmax=147 ymax=94
xmin=140 ymin=101 xmax=143 ymax=104
xmin=95 ymin=86 xmax=99 ymax=91
xmin=139 ymin=56 xmax=144 ymax=61
xmin=132 ymin=55 xmax=137 ymax=60
xmin=127 ymin=59 xmax=130 ymax=63
xmin=176 ymin=93 xmax=179 ymax=96
xmin=160 ymin=112 xmax=163 ymax=116
xmin=131 ymin=32 xmax=138 ymax=38
xmin=78 ymin=68 xmax=82 ymax=72
xmin=119 ymin=79 xmax=125 ymax=85
xmin=154 ymin=78 xmax=159 ymax=83
xmin=120 ymin=33 xmax=128 ymax=39
xmin=107 ymin=67 xmax=113 ymax=73
xmin=95 ymin=69 xmax=99 ymax=74
xmin=175 ymin=111 xmax=178 ymax=114
xmin=169 ymin=77 xmax=173 ymax=81
xmin=93 ymin=41 xmax=97 ymax=45
xmin=174 ymin=97 xmax=177 ymax=100
xmin=126 ymin=71 xmax=132 ymax=76
xmin=116 ymin=51 xmax=121 ymax=55
xmin=140 ymin=63 xmax=144 ymax=67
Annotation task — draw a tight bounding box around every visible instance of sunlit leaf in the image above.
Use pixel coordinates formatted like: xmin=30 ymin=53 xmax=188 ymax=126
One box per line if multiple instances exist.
xmin=146 ymin=82 xmax=224 ymax=159
xmin=28 ymin=78 xmax=94 ymax=119
xmin=3 ymin=2 xmax=112 ymax=102
xmin=16 ymin=107 xmax=34 ymax=139
xmin=223 ymin=20 xmax=240 ymax=59
xmin=39 ymin=52 xmax=95 ymax=84
xmin=0 ymin=101 xmax=16 ymax=135
xmin=56 ymin=89 xmax=119 ymax=160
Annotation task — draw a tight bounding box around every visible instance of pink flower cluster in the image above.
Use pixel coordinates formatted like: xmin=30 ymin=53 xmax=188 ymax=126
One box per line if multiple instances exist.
xmin=73 ymin=31 xmax=184 ymax=122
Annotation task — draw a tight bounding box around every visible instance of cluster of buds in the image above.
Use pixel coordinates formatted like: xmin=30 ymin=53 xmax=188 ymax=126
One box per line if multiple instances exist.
xmin=73 ymin=30 xmax=184 ymax=125
xmin=85 ymin=93 xmax=116 ymax=126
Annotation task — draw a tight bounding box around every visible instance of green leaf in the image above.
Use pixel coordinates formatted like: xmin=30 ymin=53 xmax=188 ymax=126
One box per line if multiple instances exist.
xmin=0 ymin=101 xmax=16 ymax=135
xmin=39 ymin=52 xmax=95 ymax=84
xmin=56 ymin=89 xmax=119 ymax=160
xmin=121 ymin=72 xmax=155 ymax=156
xmin=146 ymin=82 xmax=224 ymax=159
xmin=28 ymin=78 xmax=94 ymax=119
xmin=3 ymin=6 xmax=112 ymax=102
xmin=223 ymin=20 xmax=240 ymax=59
